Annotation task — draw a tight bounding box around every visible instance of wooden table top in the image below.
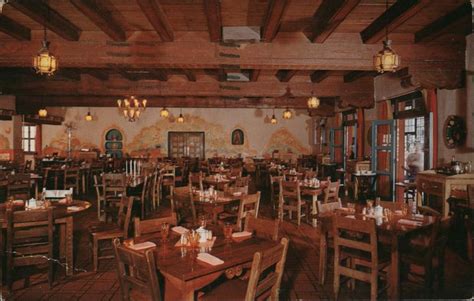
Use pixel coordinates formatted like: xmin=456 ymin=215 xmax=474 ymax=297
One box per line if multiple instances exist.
xmin=0 ymin=200 xmax=92 ymax=225
xmin=134 ymin=230 xmax=279 ymax=282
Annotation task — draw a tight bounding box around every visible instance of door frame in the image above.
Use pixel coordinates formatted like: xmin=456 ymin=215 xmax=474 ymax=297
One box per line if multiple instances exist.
xmin=371 ymin=120 xmax=396 ymax=201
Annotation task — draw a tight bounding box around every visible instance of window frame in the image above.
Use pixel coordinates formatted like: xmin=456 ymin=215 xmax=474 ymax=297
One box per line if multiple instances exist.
xmin=22 ymin=123 xmax=37 ymax=154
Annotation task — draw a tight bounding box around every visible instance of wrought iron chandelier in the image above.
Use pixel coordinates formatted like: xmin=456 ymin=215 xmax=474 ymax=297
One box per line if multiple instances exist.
xmin=307 ymin=93 xmax=320 ymax=109
xmin=270 ymin=108 xmax=277 ymax=124
xmin=33 ymin=2 xmax=58 ymax=76
xmin=117 ymin=96 xmax=147 ymax=122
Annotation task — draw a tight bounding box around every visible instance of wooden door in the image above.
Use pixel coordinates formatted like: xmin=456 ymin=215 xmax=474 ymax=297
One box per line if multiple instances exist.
xmin=168 ymin=132 xmax=205 ymax=159
xmin=371 ymin=120 xmax=396 ymax=200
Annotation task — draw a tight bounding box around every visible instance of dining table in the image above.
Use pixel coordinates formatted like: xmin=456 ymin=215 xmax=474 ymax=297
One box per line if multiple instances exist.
xmin=317 ymin=208 xmax=436 ymax=300
xmin=300 ymin=180 xmax=329 ymax=227
xmin=193 ymin=192 xmax=244 ymax=223
xmin=0 ymin=199 xmax=92 ymax=276
xmin=131 ymin=225 xmax=280 ymax=301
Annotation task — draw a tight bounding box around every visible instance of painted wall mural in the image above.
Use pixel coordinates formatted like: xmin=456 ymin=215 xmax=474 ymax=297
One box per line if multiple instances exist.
xmin=42 ymin=107 xmax=312 ymax=158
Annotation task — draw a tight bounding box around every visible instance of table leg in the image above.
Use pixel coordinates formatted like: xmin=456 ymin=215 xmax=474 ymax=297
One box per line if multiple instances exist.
xmin=318 ymin=227 xmax=328 ymax=285
xmin=389 ymin=235 xmax=400 ymax=300
xmin=354 ymin=177 xmax=359 ymax=201
xmin=65 ymin=217 xmax=73 ymax=276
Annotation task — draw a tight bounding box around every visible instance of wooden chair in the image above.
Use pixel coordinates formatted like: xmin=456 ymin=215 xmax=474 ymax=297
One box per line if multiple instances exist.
xmin=316 ymin=199 xmax=342 ymax=215
xmin=23 ymin=160 xmax=32 ymax=173
xmin=219 ymin=192 xmax=261 ymax=231
xmin=201 ymin=237 xmax=289 ymax=301
xmin=244 ymin=215 xmax=279 ymax=241
xmin=323 ymin=180 xmax=340 ymax=203
xmin=7 ymin=173 xmax=31 ymax=200
xmin=64 ymin=167 xmax=80 ymax=194
xmin=379 ymin=200 xmax=404 ymax=211
xmin=230 ymin=166 xmax=243 ymax=178
xmin=417 ymin=205 xmax=441 ymax=216
xmin=279 ymin=180 xmax=310 ymax=226
xmin=94 ymin=174 xmax=106 ymax=220
xmin=173 ymin=186 xmax=196 ymax=225
xmin=333 ymin=215 xmax=390 ymax=301
xmin=151 ymin=171 xmax=161 ymax=210
xmin=189 ymin=171 xmax=204 ymax=191
xmin=5 ymin=207 xmax=54 ymax=291
xmin=102 ymin=173 xmax=127 ymax=222
xmin=135 ymin=175 xmax=151 ymax=219
xmin=89 ymin=196 xmax=133 ymax=272
xmin=270 ymin=175 xmax=283 ymax=218
xmin=400 ymin=217 xmax=451 ymax=295
xmin=112 ymin=238 xmax=162 ymax=301
xmin=160 ymin=165 xmax=175 ymax=201
xmin=134 ymin=213 xmax=178 ymax=238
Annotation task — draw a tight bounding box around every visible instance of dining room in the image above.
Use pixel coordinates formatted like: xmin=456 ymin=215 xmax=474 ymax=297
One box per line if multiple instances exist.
xmin=0 ymin=0 xmax=473 ymax=300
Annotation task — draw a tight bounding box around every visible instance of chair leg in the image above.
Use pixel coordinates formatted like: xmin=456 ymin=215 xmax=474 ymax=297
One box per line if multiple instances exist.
xmin=48 ymin=259 xmax=54 ymax=288
xmin=334 ymin=270 xmax=340 ymax=300
xmin=370 ymin=272 xmax=377 ymax=301
xmin=93 ymin=237 xmax=99 ymax=272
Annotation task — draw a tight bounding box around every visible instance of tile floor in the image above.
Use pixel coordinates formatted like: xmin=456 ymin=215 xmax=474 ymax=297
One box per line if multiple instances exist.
xmin=1 ymin=191 xmax=473 ymax=300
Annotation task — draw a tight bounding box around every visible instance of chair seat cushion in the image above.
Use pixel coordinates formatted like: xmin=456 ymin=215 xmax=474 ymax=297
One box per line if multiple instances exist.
xmin=201 ymin=278 xmax=247 ymax=301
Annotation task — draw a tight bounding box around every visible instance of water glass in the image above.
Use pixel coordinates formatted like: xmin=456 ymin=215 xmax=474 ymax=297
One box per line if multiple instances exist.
xmin=347 ymin=202 xmax=355 ymax=213
xmin=223 ymin=223 xmax=233 ymax=240
xmin=161 ymin=222 xmax=170 ymax=242
xmin=199 ymin=215 xmax=207 ymax=229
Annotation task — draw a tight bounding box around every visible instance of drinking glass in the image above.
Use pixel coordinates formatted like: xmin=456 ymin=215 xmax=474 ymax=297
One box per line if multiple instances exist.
xmin=188 ymin=231 xmax=200 ymax=249
xmin=223 ymin=223 xmax=233 ymax=241
xmin=161 ymin=222 xmax=170 ymax=242
xmin=199 ymin=215 xmax=207 ymax=229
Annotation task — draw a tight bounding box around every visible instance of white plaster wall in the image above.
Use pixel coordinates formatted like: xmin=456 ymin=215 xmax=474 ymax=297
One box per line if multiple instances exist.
xmin=42 ymin=107 xmax=313 ymax=158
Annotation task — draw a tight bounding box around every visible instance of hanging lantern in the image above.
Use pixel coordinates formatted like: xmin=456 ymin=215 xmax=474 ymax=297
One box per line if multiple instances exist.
xmin=177 ymin=113 xmax=184 ymax=123
xmin=85 ymin=111 xmax=93 ymax=121
xmin=282 ymin=108 xmax=292 ymax=119
xmin=270 ymin=114 xmax=278 ymax=124
xmin=160 ymin=107 xmax=169 ymax=118
xmin=38 ymin=108 xmax=48 ymax=117
xmin=307 ymin=95 xmax=320 ymax=109
xmin=373 ymin=39 xmax=400 ymax=73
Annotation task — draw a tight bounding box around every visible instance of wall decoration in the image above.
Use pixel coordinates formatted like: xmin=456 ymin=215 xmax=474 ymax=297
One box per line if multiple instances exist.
xmin=105 ymin=128 xmax=123 ymax=158
xmin=443 ymin=115 xmax=466 ymax=149
xmin=263 ymin=128 xmax=310 ymax=155
xmin=231 ymin=129 xmax=244 ymax=145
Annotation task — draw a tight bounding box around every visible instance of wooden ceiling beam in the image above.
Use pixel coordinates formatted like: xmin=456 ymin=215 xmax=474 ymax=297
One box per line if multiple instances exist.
xmin=343 ymin=71 xmax=378 ymax=83
xmin=182 ymin=69 xmax=196 ymax=82
xmin=70 ymin=0 xmax=126 ymax=41
xmin=81 ymin=68 xmax=109 ymax=81
xmin=15 ymin=95 xmax=338 ymax=111
xmin=150 ymin=69 xmax=168 ymax=81
xmin=9 ymin=0 xmax=81 ymax=41
xmin=203 ymin=0 xmax=222 ymax=42
xmin=0 ymin=14 xmax=31 ymax=40
xmin=276 ymin=69 xmax=298 ymax=82
xmin=360 ymin=0 xmax=431 ymax=44
xmin=261 ymin=0 xmax=288 ymax=42
xmin=415 ymin=3 xmax=472 ymax=44
xmin=310 ymin=70 xmax=331 ymax=83
xmin=217 ymin=69 xmax=226 ymax=82
xmin=307 ymin=0 xmax=360 ymax=43
xmin=136 ymin=0 xmax=173 ymax=42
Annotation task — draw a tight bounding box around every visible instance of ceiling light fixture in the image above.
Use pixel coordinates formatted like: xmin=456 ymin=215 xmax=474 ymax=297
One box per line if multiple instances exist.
xmin=373 ymin=0 xmax=400 ymax=73
xmin=307 ymin=92 xmax=320 ymax=109
xmin=38 ymin=107 xmax=48 ymax=118
xmin=177 ymin=108 xmax=184 ymax=123
xmin=85 ymin=108 xmax=93 ymax=121
xmin=160 ymin=107 xmax=169 ymax=118
xmin=270 ymin=108 xmax=277 ymax=124
xmin=282 ymin=107 xmax=292 ymax=119
xmin=282 ymin=87 xmax=293 ymax=119
xmin=33 ymin=1 xmax=58 ymax=76
xmin=117 ymin=96 xmax=147 ymax=122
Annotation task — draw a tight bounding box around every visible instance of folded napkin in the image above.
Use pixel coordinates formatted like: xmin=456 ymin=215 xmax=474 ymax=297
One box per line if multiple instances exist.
xmin=232 ymin=231 xmax=252 ymax=238
xmin=175 ymin=236 xmax=216 ymax=248
xmin=232 ymin=192 xmax=243 ymax=196
xmin=197 ymin=253 xmax=224 ymax=266
xmin=172 ymin=226 xmax=189 ymax=235
xmin=345 ymin=215 xmax=356 ymax=219
xmin=394 ymin=210 xmax=403 ymax=215
xmin=398 ymin=219 xmax=422 ymax=226
xmin=129 ymin=241 xmax=156 ymax=251
xmin=67 ymin=206 xmax=81 ymax=211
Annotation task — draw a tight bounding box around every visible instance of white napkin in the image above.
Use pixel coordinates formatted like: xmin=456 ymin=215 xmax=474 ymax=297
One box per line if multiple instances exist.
xmin=345 ymin=215 xmax=356 ymax=219
xmin=232 ymin=231 xmax=252 ymax=238
xmin=232 ymin=192 xmax=243 ymax=196
xmin=129 ymin=241 xmax=156 ymax=250
xmin=398 ymin=219 xmax=422 ymax=226
xmin=172 ymin=226 xmax=189 ymax=235
xmin=197 ymin=253 xmax=224 ymax=266
xmin=394 ymin=210 xmax=403 ymax=215
xmin=67 ymin=206 xmax=81 ymax=211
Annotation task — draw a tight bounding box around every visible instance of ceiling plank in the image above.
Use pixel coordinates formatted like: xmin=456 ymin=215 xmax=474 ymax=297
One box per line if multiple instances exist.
xmin=250 ymin=69 xmax=260 ymax=82
xmin=276 ymin=70 xmax=298 ymax=82
xmin=136 ymin=0 xmax=173 ymax=42
xmin=217 ymin=69 xmax=226 ymax=82
xmin=202 ymin=0 xmax=222 ymax=42
xmin=344 ymin=71 xmax=378 ymax=83
xmin=307 ymin=0 xmax=360 ymax=43
xmin=9 ymin=0 xmax=81 ymax=41
xmin=81 ymin=68 xmax=109 ymax=81
xmin=415 ymin=2 xmax=472 ymax=44
xmin=0 ymin=14 xmax=31 ymax=40
xmin=310 ymin=70 xmax=331 ymax=83
xmin=70 ymin=0 xmax=126 ymax=41
xmin=182 ymin=69 xmax=196 ymax=82
xmin=360 ymin=0 xmax=431 ymax=44
xmin=150 ymin=69 xmax=168 ymax=81
xmin=261 ymin=0 xmax=288 ymax=42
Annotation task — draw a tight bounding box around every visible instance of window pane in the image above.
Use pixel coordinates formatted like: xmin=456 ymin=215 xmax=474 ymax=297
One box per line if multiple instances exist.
xmin=29 ymin=126 xmax=36 ymax=138
xmin=22 ymin=139 xmax=27 ymax=152
xmin=22 ymin=126 xmax=29 ymax=138
xmin=29 ymin=140 xmax=35 ymax=152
